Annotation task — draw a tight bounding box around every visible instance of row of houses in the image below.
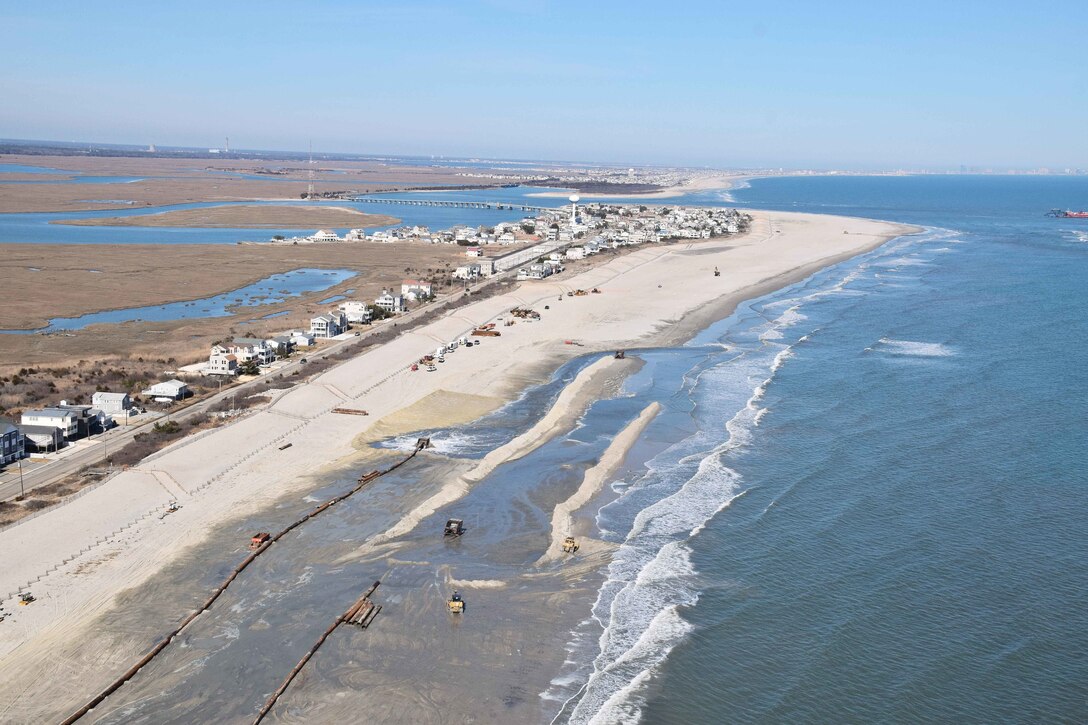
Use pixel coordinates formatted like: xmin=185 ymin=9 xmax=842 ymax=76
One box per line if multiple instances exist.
xmin=0 ymin=381 xmax=191 ymax=459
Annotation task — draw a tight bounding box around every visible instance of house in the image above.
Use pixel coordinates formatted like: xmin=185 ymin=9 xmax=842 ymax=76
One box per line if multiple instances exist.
xmin=310 ymin=311 xmax=347 ymax=338
xmin=465 ymin=246 xmax=483 ymax=257
xmin=91 ymin=391 xmax=131 ymax=415
xmin=267 ymin=335 xmax=294 ymax=355
xmin=375 ymin=289 xmax=405 ymax=314
xmin=207 ymin=350 xmax=238 ymax=376
xmin=309 ymin=229 xmax=340 ymax=243
xmin=338 ymin=301 xmax=372 ymax=324
xmin=497 ymin=232 xmax=517 ymax=245
xmin=230 ymin=337 xmax=277 ymax=365
xmin=144 ymin=379 xmax=190 ymax=400
xmin=477 ymin=259 xmax=496 ymax=277
xmin=20 ymin=408 xmax=79 ymax=439
xmin=288 ymin=329 xmax=316 ymax=347
xmin=565 ymin=247 xmax=587 ymax=260
xmin=401 ymin=280 xmax=433 ymax=301
xmin=516 ymin=264 xmax=552 ymax=281
xmin=1 ymin=421 xmax=24 ymax=465
xmin=452 ymin=264 xmax=481 ymax=281
xmin=18 ymin=424 xmax=63 ymax=453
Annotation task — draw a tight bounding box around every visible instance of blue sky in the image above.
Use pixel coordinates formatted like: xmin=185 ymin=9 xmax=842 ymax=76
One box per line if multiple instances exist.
xmin=2 ymin=1 xmax=1086 ymax=169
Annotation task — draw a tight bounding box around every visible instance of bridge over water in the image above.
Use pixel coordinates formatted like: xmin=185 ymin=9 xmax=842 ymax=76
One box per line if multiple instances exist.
xmin=345 ymin=196 xmax=554 ymax=213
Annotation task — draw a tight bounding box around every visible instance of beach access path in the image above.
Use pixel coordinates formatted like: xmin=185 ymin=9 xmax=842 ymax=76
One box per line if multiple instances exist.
xmin=0 ymin=209 xmax=917 ymax=721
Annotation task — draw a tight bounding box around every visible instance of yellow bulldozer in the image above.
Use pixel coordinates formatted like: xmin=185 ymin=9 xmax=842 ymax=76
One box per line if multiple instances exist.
xmin=447 ymin=591 xmax=465 ymax=614
xmin=562 ymin=536 xmax=580 ymax=554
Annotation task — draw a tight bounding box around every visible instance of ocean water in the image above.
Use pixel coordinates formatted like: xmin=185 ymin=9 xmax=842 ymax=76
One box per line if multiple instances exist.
xmin=545 ymin=176 xmax=1088 ymax=723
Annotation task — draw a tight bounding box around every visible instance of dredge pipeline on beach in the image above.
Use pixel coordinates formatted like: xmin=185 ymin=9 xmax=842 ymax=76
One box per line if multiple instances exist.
xmin=60 ymin=438 xmax=432 ymax=725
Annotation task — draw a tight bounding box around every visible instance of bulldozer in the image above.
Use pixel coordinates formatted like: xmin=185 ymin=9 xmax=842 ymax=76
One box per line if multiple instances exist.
xmin=18 ymin=592 xmax=35 ymax=606
xmin=562 ymin=536 xmax=580 ymax=554
xmin=250 ymin=532 xmax=271 ymax=549
xmin=444 ymin=518 xmax=465 ymax=537
xmin=447 ymin=591 xmax=465 ymax=614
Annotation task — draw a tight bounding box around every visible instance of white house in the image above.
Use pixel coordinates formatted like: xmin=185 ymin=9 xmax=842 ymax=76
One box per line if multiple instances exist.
xmin=229 ymin=338 xmax=276 ymax=365
xmin=401 ymin=280 xmax=433 ymax=301
xmin=207 ymin=350 xmax=239 ymax=376
xmin=20 ymin=408 xmax=79 ymax=438
xmin=309 ymin=229 xmax=340 ymax=243
xmin=497 ymin=232 xmax=517 ymax=245
xmin=91 ymin=391 xmax=131 ymax=415
xmin=144 ymin=379 xmax=190 ymax=400
xmin=565 ymin=247 xmax=587 ymax=260
xmin=453 ymin=264 xmax=481 ymax=281
xmin=516 ymin=264 xmax=552 ymax=281
xmin=288 ymin=329 xmax=316 ymax=347
xmin=344 ymin=229 xmax=368 ymax=241
xmin=465 ymin=246 xmax=483 ymax=257
xmin=311 ymin=311 xmax=347 ymax=338
xmin=338 ymin=300 xmax=372 ymax=323
xmin=375 ymin=289 xmax=405 ymax=313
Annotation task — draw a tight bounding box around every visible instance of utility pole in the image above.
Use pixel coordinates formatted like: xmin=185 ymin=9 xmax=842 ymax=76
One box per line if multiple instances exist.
xmin=307 ymin=140 xmax=315 ymax=200
xmin=17 ymin=457 xmax=25 ymax=500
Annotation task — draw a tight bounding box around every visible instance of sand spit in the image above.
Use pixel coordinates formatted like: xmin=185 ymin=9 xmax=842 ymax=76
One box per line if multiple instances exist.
xmin=0 ymin=209 xmax=914 ymax=721
xmin=368 ymin=354 xmax=628 ymax=546
xmin=539 ymin=401 xmax=662 ymax=564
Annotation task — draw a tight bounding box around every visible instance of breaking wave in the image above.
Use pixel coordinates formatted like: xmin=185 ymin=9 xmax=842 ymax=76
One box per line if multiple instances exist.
xmin=870 ymin=337 xmax=956 ymax=358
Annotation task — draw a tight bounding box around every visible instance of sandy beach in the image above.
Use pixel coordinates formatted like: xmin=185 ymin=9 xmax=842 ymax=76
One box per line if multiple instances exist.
xmin=0 ymin=209 xmax=917 ymax=722
xmin=526 ymin=173 xmax=750 ymax=200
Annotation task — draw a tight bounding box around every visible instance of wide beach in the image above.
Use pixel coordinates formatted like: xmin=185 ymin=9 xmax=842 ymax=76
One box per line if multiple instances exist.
xmin=0 ymin=209 xmax=914 ymax=723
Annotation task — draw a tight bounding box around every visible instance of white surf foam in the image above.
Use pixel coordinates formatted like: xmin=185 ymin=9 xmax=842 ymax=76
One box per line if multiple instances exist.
xmin=873 ymin=337 xmax=956 ymax=358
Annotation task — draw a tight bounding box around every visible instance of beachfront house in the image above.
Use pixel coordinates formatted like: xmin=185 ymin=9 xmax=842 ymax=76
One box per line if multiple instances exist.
xmin=309 ymin=229 xmax=340 ymax=243
xmin=516 ymin=264 xmax=552 ymax=281
xmin=91 ymin=391 xmax=131 ymax=415
xmin=401 ymin=280 xmax=433 ymax=302
xmin=18 ymin=424 xmax=63 ymax=453
xmin=1 ymin=421 xmax=25 ymax=465
xmin=289 ymin=330 xmax=316 ymax=347
xmin=20 ymin=408 xmax=79 ymax=439
xmin=207 ymin=349 xmax=239 ymax=376
xmin=453 ymin=264 xmax=481 ymax=281
xmin=565 ymin=247 xmax=587 ymax=260
xmin=338 ymin=301 xmax=372 ymax=324
xmin=375 ymin=289 xmax=405 ymax=314
xmin=310 ymin=311 xmax=347 ymax=338
xmin=230 ymin=338 xmax=277 ymax=366
xmin=144 ymin=379 xmax=190 ymax=400
xmin=465 ymin=246 xmax=483 ymax=257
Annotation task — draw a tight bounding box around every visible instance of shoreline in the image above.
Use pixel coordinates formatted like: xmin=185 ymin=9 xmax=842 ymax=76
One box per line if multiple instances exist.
xmin=0 ymin=208 xmax=918 ymax=721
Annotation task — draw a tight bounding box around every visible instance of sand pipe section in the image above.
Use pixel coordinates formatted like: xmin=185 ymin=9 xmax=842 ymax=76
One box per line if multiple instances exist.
xmin=251 ymin=581 xmax=382 ymax=725
xmin=539 ymin=401 xmax=662 ymax=564
xmin=60 ymin=441 xmax=428 ymax=725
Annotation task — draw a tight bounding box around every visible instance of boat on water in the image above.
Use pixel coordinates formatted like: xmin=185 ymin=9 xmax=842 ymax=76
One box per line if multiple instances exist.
xmin=1047 ymin=208 xmax=1088 ymax=218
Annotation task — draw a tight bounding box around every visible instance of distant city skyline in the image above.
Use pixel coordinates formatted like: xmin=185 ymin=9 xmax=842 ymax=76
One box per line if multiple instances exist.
xmin=3 ymin=1 xmax=1086 ymax=169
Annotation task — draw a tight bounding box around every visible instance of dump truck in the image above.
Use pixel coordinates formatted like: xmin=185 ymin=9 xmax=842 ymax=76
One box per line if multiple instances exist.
xmin=447 ymin=591 xmax=465 ymax=614
xmin=444 ymin=518 xmax=465 ymax=537
xmin=562 ymin=536 xmax=580 ymax=554
xmin=250 ymin=532 xmax=271 ymax=549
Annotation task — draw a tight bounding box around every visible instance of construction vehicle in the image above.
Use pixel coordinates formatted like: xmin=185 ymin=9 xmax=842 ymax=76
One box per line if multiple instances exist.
xmin=562 ymin=536 xmax=580 ymax=554
xmin=411 ymin=363 xmax=419 ymax=372
xmin=427 ymin=364 xmax=437 ymax=372
xmin=250 ymin=532 xmax=271 ymax=549
xmin=444 ymin=518 xmax=465 ymax=537
xmin=591 ymin=288 xmax=602 ymax=294
xmin=714 ymin=266 xmax=721 ymax=277
xmin=447 ymin=591 xmax=465 ymax=614
xmin=615 ymin=350 xmax=626 ymax=359
xmin=18 ymin=593 xmax=35 ymax=606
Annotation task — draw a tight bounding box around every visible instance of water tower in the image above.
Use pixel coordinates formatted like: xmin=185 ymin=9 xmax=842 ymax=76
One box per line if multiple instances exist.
xmin=569 ymin=193 xmax=580 ymax=226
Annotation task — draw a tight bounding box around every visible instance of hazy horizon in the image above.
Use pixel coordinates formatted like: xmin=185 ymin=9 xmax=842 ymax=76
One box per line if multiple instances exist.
xmin=3 ymin=1 xmax=1087 ymax=169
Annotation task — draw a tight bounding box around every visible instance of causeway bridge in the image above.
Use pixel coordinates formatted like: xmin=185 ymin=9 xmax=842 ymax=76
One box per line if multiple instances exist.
xmin=345 ymin=196 xmax=554 ymax=213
